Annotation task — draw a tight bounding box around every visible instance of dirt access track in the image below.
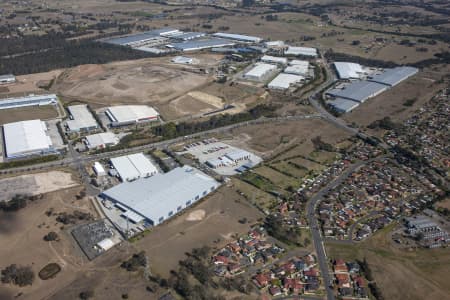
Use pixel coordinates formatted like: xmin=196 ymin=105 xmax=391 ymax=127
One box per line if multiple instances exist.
xmin=52 ymin=54 xmax=222 ymax=114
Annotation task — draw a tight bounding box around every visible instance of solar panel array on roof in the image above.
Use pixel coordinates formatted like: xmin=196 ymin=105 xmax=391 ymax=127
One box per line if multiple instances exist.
xmin=326 ymin=81 xmax=388 ymax=103
xmin=102 ymin=166 xmax=220 ymax=226
xmin=368 ymin=66 xmax=418 ymax=86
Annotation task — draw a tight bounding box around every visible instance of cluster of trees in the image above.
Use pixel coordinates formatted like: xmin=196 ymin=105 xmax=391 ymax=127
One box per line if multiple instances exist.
xmin=0 ymin=37 xmax=154 ymax=75
xmin=265 ymin=214 xmax=303 ymax=246
xmin=311 ymin=136 xmax=335 ymax=152
xmin=0 ymin=194 xmax=42 ymax=212
xmin=1 ymin=264 xmax=35 ymax=287
xmin=368 ymin=117 xmax=405 ymax=132
xmin=55 ymin=210 xmax=93 ymax=225
xmin=152 ymin=104 xmax=278 ymax=140
xmin=121 ymin=251 xmax=147 ymax=272
xmin=43 ymin=231 xmax=59 ymax=242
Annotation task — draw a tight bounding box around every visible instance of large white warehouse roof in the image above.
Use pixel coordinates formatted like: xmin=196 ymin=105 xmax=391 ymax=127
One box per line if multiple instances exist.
xmin=106 ymin=105 xmax=159 ymax=126
xmin=268 ymin=73 xmax=304 ymax=90
xmin=261 ymin=55 xmax=288 ymax=65
xmin=111 ymin=153 xmax=158 ymax=182
xmin=368 ymin=66 xmax=418 ymax=86
xmin=333 ymin=62 xmax=364 ymax=79
xmin=213 ymin=32 xmax=262 ymax=43
xmin=0 ymin=94 xmax=57 ymax=110
xmin=244 ymin=63 xmax=277 ymax=79
xmin=285 ymin=46 xmax=318 ymax=57
xmin=102 ymin=166 xmax=219 ymax=226
xmin=3 ymin=119 xmax=53 ymax=158
xmin=85 ymin=132 xmax=119 ymax=149
xmin=66 ymin=104 xmax=98 ymax=132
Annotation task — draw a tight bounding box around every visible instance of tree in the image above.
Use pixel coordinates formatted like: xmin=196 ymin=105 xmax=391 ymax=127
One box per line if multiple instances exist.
xmin=79 ymin=290 xmax=94 ymax=300
xmin=1 ymin=264 xmax=35 ymax=286
xmin=43 ymin=231 xmax=59 ymax=241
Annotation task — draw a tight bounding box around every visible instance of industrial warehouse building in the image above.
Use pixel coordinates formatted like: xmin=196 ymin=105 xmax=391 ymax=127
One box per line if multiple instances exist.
xmin=213 ymin=32 xmax=262 ymax=43
xmin=284 ymin=60 xmax=309 ymax=76
xmin=169 ymin=38 xmax=235 ymax=51
xmin=0 ymin=94 xmax=57 ymax=110
xmin=3 ymin=119 xmax=54 ymax=158
xmin=84 ymin=132 xmax=119 ymax=150
xmin=244 ymin=63 xmax=278 ymax=81
xmin=285 ymin=46 xmax=318 ymax=57
xmin=261 ymin=55 xmax=288 ymax=65
xmin=326 ymin=81 xmax=388 ymax=103
xmin=103 ymin=28 xmax=178 ymax=47
xmin=106 ymin=105 xmax=159 ymax=127
xmin=333 ymin=62 xmax=364 ymax=79
xmin=368 ymin=66 xmax=419 ymax=86
xmin=66 ymin=104 xmax=99 ymax=132
xmin=101 ymin=165 xmax=219 ymax=226
xmin=268 ymin=73 xmax=304 ymax=90
xmin=0 ymin=74 xmax=16 ymax=85
xmin=327 ymin=98 xmax=360 ymax=113
xmin=110 ymin=153 xmax=158 ymax=182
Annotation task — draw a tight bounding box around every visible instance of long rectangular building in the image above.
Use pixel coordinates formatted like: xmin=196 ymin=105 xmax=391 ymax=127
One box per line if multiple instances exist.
xmin=0 ymin=94 xmax=57 ymax=110
xmin=3 ymin=119 xmax=54 ymax=158
xmin=213 ymin=32 xmax=262 ymax=43
xmin=268 ymin=73 xmax=304 ymax=90
xmin=0 ymin=74 xmax=16 ymax=85
xmin=106 ymin=105 xmax=159 ymax=127
xmin=85 ymin=132 xmax=119 ymax=150
xmin=326 ymin=81 xmax=388 ymax=103
xmin=368 ymin=66 xmax=418 ymax=87
xmin=102 ymin=166 xmax=220 ymax=226
xmin=66 ymin=104 xmax=99 ymax=132
xmin=169 ymin=38 xmax=235 ymax=51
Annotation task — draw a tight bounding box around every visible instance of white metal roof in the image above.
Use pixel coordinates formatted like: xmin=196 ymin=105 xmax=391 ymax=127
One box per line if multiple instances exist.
xmin=333 ymin=62 xmax=364 ymax=79
xmin=213 ymin=32 xmax=262 ymax=43
xmin=85 ymin=132 xmax=119 ymax=149
xmin=93 ymin=162 xmax=106 ymax=175
xmin=368 ymin=66 xmax=418 ymax=86
xmin=0 ymin=94 xmax=57 ymax=110
xmin=284 ymin=64 xmax=309 ymax=76
xmin=102 ymin=166 xmax=220 ymax=224
xmin=225 ymin=150 xmax=251 ymax=161
xmin=97 ymin=238 xmax=115 ymax=251
xmin=268 ymin=73 xmax=304 ymax=89
xmin=3 ymin=119 xmax=52 ymax=157
xmin=171 ymin=56 xmax=193 ymax=64
xmin=265 ymin=41 xmax=285 ymax=48
xmin=106 ymin=105 xmax=159 ymax=124
xmin=67 ymin=104 xmax=98 ymax=131
xmin=0 ymin=74 xmax=15 ymax=81
xmin=261 ymin=55 xmax=288 ymax=65
xmin=327 ymin=81 xmax=388 ymax=102
xmin=244 ymin=63 xmax=277 ymax=78
xmin=110 ymin=153 xmax=157 ymax=182
xmin=285 ymin=46 xmax=318 ymax=57
xmin=328 ymin=98 xmax=360 ymax=113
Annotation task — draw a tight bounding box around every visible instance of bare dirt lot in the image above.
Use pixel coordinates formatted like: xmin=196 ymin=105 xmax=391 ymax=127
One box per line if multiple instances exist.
xmin=326 ymin=224 xmax=450 ymax=300
xmin=225 ymin=119 xmax=352 ymax=158
xmin=52 ymin=55 xmax=224 ymax=119
xmin=343 ymin=65 xmax=449 ymax=130
xmin=134 ymin=184 xmax=264 ymax=277
xmin=0 ymin=105 xmax=58 ymax=125
xmin=0 ymin=187 xmax=99 ymax=300
xmin=0 ymin=171 xmax=79 ymax=202
xmin=0 ymin=70 xmax=61 ymax=98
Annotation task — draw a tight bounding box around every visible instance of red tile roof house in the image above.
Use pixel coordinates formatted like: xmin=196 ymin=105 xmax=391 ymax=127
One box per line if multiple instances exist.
xmin=269 ymin=286 xmax=283 ymax=296
xmin=254 ymin=273 xmax=271 ymax=288
xmin=213 ymin=255 xmax=229 ymax=265
xmin=228 ymin=243 xmax=241 ymax=253
xmin=283 ymin=278 xmax=304 ymax=294
xmin=228 ymin=263 xmax=242 ymax=275
xmin=336 ymin=273 xmax=351 ymax=288
xmin=304 ymin=268 xmax=319 ymax=278
xmin=353 ymin=275 xmax=366 ymax=288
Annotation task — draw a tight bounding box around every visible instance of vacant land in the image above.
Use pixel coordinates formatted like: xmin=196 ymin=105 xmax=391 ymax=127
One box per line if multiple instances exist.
xmin=0 ymin=70 xmax=61 ymax=97
xmin=0 ymin=187 xmax=98 ymax=300
xmin=0 ymin=105 xmax=58 ymax=125
xmin=326 ymin=224 xmax=450 ymax=300
xmin=0 ymin=171 xmax=79 ymax=202
xmin=227 ymin=119 xmax=351 ymax=158
xmin=135 ymin=184 xmax=264 ymax=277
xmin=52 ymin=55 xmax=225 ymax=120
